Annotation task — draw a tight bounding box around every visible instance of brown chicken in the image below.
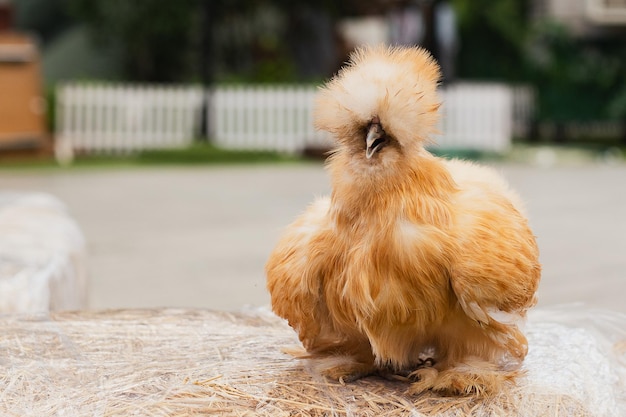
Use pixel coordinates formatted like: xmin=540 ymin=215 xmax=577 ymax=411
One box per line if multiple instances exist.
xmin=266 ymin=45 xmax=541 ymax=395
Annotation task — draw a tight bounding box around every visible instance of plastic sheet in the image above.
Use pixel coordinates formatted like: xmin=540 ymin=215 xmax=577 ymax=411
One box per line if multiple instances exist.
xmin=0 ymin=306 xmax=623 ymax=416
xmin=0 ymin=192 xmax=87 ymax=312
xmin=522 ymin=306 xmax=626 ymax=416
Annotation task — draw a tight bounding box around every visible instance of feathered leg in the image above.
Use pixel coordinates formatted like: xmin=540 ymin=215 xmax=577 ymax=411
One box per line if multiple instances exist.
xmin=302 ymin=335 xmax=377 ymax=383
xmin=408 ymin=358 xmax=520 ymax=396
xmin=408 ymin=321 xmax=525 ymax=396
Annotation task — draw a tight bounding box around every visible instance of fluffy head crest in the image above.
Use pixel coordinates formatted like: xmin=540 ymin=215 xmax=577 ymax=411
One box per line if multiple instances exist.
xmin=314 ymin=45 xmax=441 ymax=149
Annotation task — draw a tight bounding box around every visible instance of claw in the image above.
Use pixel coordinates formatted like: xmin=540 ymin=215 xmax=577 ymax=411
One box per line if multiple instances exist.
xmin=407 ymin=368 xmax=439 ymax=395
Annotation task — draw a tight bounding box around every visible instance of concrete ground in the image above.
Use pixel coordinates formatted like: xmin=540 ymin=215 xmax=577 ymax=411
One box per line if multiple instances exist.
xmin=1 ymin=158 xmax=625 ymax=313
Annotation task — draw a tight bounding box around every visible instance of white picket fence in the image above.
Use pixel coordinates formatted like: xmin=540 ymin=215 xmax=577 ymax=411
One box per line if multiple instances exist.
xmin=55 ymin=82 xmax=531 ymax=162
xmin=210 ymin=85 xmax=330 ymax=153
xmin=55 ymin=84 xmax=204 ymax=162
xmin=438 ymin=83 xmax=513 ymax=152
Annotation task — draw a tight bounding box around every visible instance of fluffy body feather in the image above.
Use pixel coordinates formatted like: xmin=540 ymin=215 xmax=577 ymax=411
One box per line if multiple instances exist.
xmin=266 ymin=45 xmax=541 ymax=395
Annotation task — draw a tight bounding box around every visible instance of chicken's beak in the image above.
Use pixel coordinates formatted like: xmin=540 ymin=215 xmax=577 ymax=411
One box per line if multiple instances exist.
xmin=365 ymin=123 xmax=386 ymax=159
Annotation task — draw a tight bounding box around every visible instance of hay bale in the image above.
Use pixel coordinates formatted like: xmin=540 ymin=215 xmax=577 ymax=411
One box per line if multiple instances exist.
xmin=0 ymin=192 xmax=87 ymax=312
xmin=0 ymin=306 xmax=624 ymax=416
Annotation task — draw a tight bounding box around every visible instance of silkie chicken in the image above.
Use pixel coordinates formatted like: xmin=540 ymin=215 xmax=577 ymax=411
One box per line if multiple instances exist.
xmin=266 ymin=45 xmax=541 ymax=396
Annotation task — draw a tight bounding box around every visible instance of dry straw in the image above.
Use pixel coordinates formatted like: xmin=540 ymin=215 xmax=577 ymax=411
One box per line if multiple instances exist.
xmin=0 ymin=307 xmax=624 ymax=416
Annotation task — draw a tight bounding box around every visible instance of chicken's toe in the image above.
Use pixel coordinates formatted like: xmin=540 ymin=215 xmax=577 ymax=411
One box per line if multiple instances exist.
xmin=319 ymin=362 xmax=375 ymax=383
xmin=407 ymin=368 xmax=439 ymax=395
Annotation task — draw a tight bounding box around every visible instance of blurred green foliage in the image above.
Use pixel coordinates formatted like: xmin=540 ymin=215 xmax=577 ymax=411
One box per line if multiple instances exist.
xmin=526 ymin=22 xmax=626 ymax=121
xmin=452 ymin=0 xmax=530 ymax=81
xmin=13 ymin=0 xmax=74 ymax=46
xmin=0 ymin=143 xmax=301 ymax=170
xmin=67 ymin=0 xmax=198 ymax=82
xmin=64 ymin=0 xmax=344 ymax=84
xmin=136 ymin=143 xmax=299 ymax=165
xmin=453 ymin=0 xmax=626 ymax=123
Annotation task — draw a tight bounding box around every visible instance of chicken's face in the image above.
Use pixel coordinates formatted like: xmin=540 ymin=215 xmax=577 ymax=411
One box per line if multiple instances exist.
xmin=352 ymin=113 xmax=403 ymax=169
xmin=352 ymin=114 xmax=405 ymax=178
xmin=314 ymin=46 xmax=442 ymax=176
xmin=364 ymin=115 xmax=387 ymax=159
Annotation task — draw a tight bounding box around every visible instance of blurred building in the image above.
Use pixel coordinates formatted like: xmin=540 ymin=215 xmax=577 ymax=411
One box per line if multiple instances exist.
xmin=337 ymin=0 xmax=457 ymax=82
xmin=533 ymin=0 xmax=626 ymax=36
xmin=0 ymin=0 xmax=48 ymax=158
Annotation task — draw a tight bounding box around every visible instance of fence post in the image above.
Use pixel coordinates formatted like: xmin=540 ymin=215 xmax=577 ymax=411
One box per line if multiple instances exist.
xmin=54 ymin=84 xmax=73 ymax=165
